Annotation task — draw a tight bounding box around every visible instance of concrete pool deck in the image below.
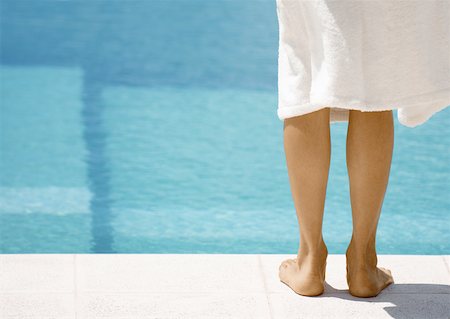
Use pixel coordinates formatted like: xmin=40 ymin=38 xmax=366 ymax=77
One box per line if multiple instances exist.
xmin=1 ymin=254 xmax=449 ymax=318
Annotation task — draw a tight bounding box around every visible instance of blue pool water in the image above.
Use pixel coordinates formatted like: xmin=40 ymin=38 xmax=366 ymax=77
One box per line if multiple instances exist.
xmin=1 ymin=1 xmax=449 ymax=254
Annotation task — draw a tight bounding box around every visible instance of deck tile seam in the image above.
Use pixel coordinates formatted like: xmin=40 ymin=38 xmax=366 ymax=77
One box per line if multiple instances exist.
xmin=73 ymin=254 xmax=78 ymax=319
xmin=441 ymin=256 xmax=450 ymax=276
xmin=257 ymin=255 xmax=274 ymax=319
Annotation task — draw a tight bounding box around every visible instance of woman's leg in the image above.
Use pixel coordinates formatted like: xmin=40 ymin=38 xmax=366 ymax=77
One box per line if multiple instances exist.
xmin=345 ymin=109 xmax=395 ymax=297
xmin=278 ymin=108 xmax=330 ymax=296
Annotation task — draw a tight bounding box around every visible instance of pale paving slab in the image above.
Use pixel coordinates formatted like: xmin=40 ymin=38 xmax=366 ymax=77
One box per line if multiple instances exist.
xmin=76 ymin=254 xmax=265 ymax=293
xmin=0 ymin=293 xmax=75 ymax=319
xmin=77 ymin=292 xmax=271 ymax=319
xmin=0 ymin=255 xmax=76 ymax=318
xmin=261 ymin=254 xmax=450 ymax=319
xmin=0 ymin=254 xmax=74 ymax=293
xmin=268 ymin=293 xmax=450 ymax=319
xmin=260 ymin=254 xmax=450 ymax=294
xmin=76 ymin=254 xmax=270 ymax=318
xmin=1 ymin=254 xmax=449 ymax=318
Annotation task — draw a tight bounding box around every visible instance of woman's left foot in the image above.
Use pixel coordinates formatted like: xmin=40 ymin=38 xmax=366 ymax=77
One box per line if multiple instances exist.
xmin=278 ymin=242 xmax=328 ymax=296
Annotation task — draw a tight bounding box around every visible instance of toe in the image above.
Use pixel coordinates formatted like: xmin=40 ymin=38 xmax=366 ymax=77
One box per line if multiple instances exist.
xmin=279 ymin=257 xmax=298 ymax=272
xmin=380 ymin=267 xmax=392 ymax=276
xmin=279 ymin=261 xmax=289 ymax=271
xmin=379 ymin=267 xmax=395 ymax=286
xmin=280 ymin=258 xmax=295 ymax=266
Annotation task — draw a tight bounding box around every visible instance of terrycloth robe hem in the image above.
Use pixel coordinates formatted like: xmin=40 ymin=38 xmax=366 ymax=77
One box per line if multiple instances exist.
xmin=277 ymin=87 xmax=450 ymax=128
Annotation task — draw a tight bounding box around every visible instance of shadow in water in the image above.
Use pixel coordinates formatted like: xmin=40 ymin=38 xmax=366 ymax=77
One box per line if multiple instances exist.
xmin=320 ymin=282 xmax=450 ymax=319
xmin=81 ymin=72 xmax=115 ymax=253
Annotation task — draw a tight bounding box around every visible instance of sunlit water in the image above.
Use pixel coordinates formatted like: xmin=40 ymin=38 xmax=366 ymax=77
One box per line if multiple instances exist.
xmin=1 ymin=1 xmax=449 ymax=254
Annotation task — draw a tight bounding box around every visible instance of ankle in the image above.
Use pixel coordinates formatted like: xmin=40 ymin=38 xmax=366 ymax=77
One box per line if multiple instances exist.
xmin=346 ymin=240 xmax=377 ymax=268
xmin=299 ymin=239 xmax=328 ymax=258
xmin=346 ymin=235 xmax=375 ymax=253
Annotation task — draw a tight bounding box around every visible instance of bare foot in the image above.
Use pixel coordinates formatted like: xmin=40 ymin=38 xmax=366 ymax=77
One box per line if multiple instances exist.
xmin=346 ymin=241 xmax=394 ymax=298
xmin=278 ymin=242 xmax=328 ymax=296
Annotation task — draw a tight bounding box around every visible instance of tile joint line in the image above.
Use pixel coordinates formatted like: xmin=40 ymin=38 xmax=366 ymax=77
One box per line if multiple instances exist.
xmin=442 ymin=255 xmax=450 ymax=275
xmin=257 ymin=255 xmax=274 ymax=319
xmin=73 ymin=254 xmax=78 ymax=319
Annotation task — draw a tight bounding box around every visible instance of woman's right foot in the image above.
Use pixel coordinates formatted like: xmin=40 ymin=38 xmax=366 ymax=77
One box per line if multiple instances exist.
xmin=346 ymin=240 xmax=394 ymax=298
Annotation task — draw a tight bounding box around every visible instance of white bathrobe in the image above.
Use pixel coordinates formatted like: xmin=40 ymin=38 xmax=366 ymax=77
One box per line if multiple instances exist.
xmin=276 ymin=0 xmax=450 ymax=127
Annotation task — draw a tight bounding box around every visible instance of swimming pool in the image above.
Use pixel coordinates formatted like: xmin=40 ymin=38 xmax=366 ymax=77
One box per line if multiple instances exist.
xmin=1 ymin=1 xmax=449 ymax=254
